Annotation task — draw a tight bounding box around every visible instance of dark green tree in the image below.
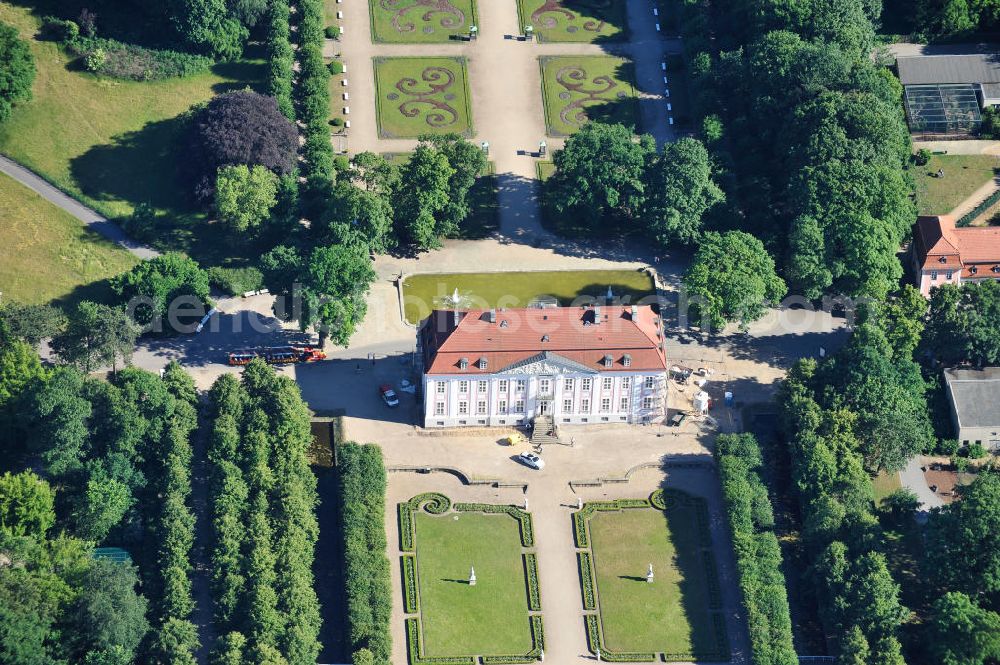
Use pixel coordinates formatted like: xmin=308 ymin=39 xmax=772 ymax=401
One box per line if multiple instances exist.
xmin=928 ymin=592 xmax=1000 ymax=665
xmin=111 ymin=253 xmax=210 ymax=333
xmin=51 ymin=302 xmax=140 ymax=372
xmin=0 ymin=22 xmax=35 ymax=122
xmin=683 ymin=230 xmax=786 ymax=330
xmin=0 ymin=302 xmax=66 ymax=347
xmin=68 ymin=560 xmax=149 ymax=660
xmin=643 ymin=137 xmax=724 ymax=246
xmin=300 ymin=244 xmax=376 ymax=347
xmin=392 ymin=144 xmax=454 ymax=249
xmin=545 ymin=122 xmax=655 ymax=232
xmin=927 ymin=472 xmax=1000 ymax=597
xmin=417 ymin=133 xmax=488 ymax=237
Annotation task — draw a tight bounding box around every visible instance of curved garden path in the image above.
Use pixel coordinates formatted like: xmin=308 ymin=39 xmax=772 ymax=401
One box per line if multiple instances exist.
xmin=0 ymin=153 xmax=159 ymax=259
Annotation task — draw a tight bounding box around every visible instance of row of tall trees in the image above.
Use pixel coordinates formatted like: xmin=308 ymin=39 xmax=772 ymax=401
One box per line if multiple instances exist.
xmin=338 ymin=443 xmax=392 ymax=665
xmin=206 ymin=361 xmax=321 ymax=665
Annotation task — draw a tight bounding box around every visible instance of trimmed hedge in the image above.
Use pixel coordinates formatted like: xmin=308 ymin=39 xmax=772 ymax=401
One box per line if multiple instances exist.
xmin=578 ymin=551 xmax=596 ymax=610
xmin=584 ymin=615 xmax=657 ymax=663
xmin=340 ymin=443 xmax=393 ymax=664
xmin=266 ymin=0 xmax=295 ymax=119
xmin=715 ymin=433 xmax=797 ymax=665
xmin=454 ymin=502 xmax=534 ymax=547
xmin=295 ymin=0 xmax=334 ymax=181
xmin=958 ymin=187 xmax=1000 ymax=226
xmin=405 ymin=618 xmax=476 ymax=665
xmin=523 ymin=553 xmax=541 ymax=611
xmin=206 ymin=266 xmax=264 ymax=296
xmin=480 ymin=615 xmax=545 ymax=664
xmin=402 ymin=554 xmax=419 ymax=614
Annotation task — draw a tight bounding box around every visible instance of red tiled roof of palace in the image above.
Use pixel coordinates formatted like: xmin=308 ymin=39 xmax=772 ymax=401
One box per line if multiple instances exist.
xmin=420 ymin=306 xmax=667 ymax=375
xmin=914 ymin=215 xmax=1000 ymax=276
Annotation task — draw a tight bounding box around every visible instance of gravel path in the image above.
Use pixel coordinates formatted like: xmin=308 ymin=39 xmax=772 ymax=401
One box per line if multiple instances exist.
xmin=0 ymin=153 xmax=159 ymax=260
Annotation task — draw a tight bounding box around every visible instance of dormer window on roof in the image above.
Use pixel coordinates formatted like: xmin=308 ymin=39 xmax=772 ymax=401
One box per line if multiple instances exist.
xmin=939 ymin=256 xmax=948 ymax=263
xmin=458 ymin=357 xmax=469 ymax=370
xmin=603 ymin=354 xmax=613 ymax=368
xmin=623 ymin=354 xmax=632 ymax=367
xmin=477 ymin=357 xmax=488 ymax=370
xmin=541 ymin=335 xmax=550 ymax=342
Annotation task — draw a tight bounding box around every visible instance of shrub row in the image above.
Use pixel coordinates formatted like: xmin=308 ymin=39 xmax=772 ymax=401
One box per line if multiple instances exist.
xmin=578 ymin=551 xmax=596 ymax=610
xmin=266 ymin=0 xmax=295 ymax=119
xmin=702 ymin=549 xmax=723 ymax=610
xmin=480 ymin=616 xmax=545 ymax=664
xmin=60 ymin=32 xmax=213 ymax=80
xmin=453 ymin=502 xmax=535 ymax=547
xmin=295 ymin=0 xmax=335 ymax=181
xmin=402 ymin=554 xmax=419 ymax=614
xmin=958 ymin=187 xmax=1000 ymax=227
xmin=205 ymin=364 xmax=322 ymax=665
xmin=146 ymin=366 xmax=201 ymax=661
xmin=399 ymin=493 xmax=451 ymax=551
xmin=523 ymin=553 xmax=541 ymax=611
xmin=715 ymin=433 xmax=797 ymax=665
xmin=406 ymin=618 xmax=476 ymax=665
xmin=584 ymin=614 xmax=656 ymax=663
xmin=340 ymin=442 xmax=393 ymax=665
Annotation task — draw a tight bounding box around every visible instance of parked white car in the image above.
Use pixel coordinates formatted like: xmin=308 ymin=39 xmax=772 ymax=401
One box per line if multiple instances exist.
xmin=516 ymin=452 xmax=545 ymax=470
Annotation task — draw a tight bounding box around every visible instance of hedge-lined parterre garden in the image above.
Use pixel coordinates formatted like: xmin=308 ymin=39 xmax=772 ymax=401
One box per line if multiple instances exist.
xmin=716 ymin=433 xmax=797 ymax=665
xmin=369 ymin=0 xmax=479 ymax=43
xmin=205 ymin=360 xmax=322 ymax=665
xmin=339 ymin=442 xmax=394 ymax=664
xmin=574 ymin=491 xmax=729 ymax=662
xmin=374 ymin=57 xmax=474 ymax=138
xmin=539 ymin=56 xmax=638 ymax=137
xmin=516 ymin=0 xmax=627 ymax=43
xmin=399 ymin=494 xmax=543 ymax=663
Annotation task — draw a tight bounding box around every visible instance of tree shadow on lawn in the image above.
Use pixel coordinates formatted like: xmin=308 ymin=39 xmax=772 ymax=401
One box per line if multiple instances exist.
xmin=69 ymin=114 xmax=270 ymax=266
xmin=535 ymin=0 xmax=629 ymax=44
xmin=210 ymin=43 xmax=268 ymax=94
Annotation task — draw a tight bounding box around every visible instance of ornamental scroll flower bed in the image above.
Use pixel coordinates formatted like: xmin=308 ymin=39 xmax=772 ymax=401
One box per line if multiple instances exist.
xmin=399 ymin=494 xmax=543 ymax=664
xmin=374 ymin=57 xmax=474 ymax=138
xmin=370 ymin=0 xmax=478 ymax=43
xmin=517 ymin=0 xmax=626 ymax=42
xmin=539 ymin=55 xmax=639 ymax=137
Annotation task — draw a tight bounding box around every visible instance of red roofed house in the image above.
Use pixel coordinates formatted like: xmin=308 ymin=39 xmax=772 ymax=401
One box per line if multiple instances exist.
xmin=912 ymin=215 xmax=1000 ymax=297
xmin=418 ymin=305 xmax=668 ymax=428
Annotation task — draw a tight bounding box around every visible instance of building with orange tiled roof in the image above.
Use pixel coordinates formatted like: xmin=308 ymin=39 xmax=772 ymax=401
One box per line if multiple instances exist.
xmin=911 ymin=215 xmax=1000 ymax=296
xmin=418 ymin=305 xmax=668 ymax=428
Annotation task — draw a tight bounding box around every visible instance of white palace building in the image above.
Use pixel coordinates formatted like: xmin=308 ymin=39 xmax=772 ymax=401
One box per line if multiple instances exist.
xmin=418 ymin=305 xmax=668 ymax=428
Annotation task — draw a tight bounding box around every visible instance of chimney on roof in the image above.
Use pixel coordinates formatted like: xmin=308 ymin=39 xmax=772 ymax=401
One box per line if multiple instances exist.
xmin=488 ymin=309 xmax=496 ymax=323
xmin=630 ymin=305 xmax=638 ymax=320
xmin=594 ymin=306 xmax=601 ymax=324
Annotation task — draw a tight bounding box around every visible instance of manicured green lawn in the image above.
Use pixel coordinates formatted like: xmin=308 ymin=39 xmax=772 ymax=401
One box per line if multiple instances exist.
xmin=873 ymin=470 xmax=902 ymax=507
xmin=536 ymin=160 xmax=556 ymax=181
xmin=0 ymin=172 xmax=139 ymax=305
xmin=911 ymin=154 xmax=1000 ymax=216
xmin=413 ymin=511 xmax=532 ymax=657
xmin=402 ymin=269 xmax=655 ymax=323
xmin=588 ymin=507 xmax=718 ymax=656
xmin=539 ymin=56 xmax=638 ymax=136
xmin=369 ymin=0 xmax=478 ymax=43
xmin=0 ymin=3 xmax=265 ymax=265
xmin=517 ymin=0 xmax=626 ymax=42
xmin=374 ymin=57 xmax=473 ymax=138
